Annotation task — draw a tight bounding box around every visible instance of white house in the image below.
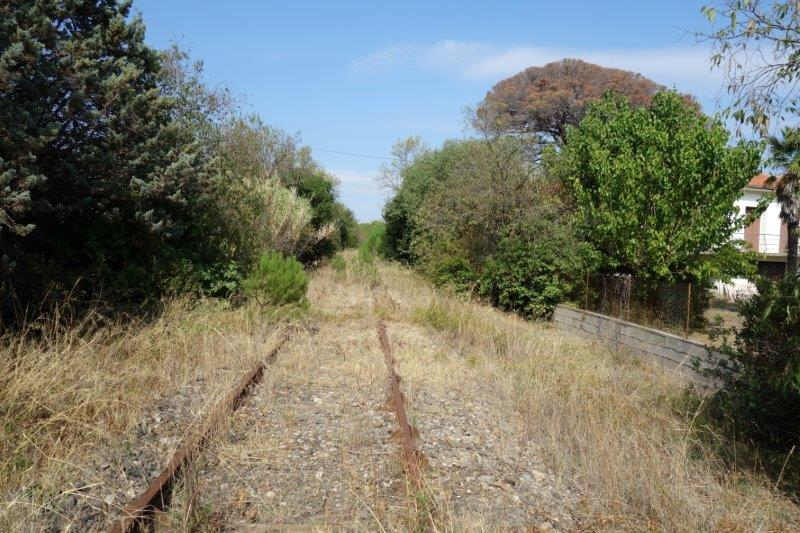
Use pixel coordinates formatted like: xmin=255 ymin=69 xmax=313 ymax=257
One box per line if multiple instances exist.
xmin=732 ymin=173 xmax=788 ymax=257
xmin=715 ymin=174 xmax=791 ymax=300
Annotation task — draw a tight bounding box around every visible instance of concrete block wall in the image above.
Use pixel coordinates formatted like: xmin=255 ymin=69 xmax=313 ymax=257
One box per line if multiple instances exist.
xmin=552 ymin=305 xmax=721 ymax=385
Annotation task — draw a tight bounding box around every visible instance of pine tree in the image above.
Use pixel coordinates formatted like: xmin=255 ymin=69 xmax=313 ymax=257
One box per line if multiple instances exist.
xmin=0 ymin=1 xmax=216 ymax=319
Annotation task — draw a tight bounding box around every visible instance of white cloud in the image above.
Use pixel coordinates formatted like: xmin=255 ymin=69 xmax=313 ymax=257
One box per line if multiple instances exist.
xmin=331 ymin=169 xmax=379 ymax=192
xmin=351 ymin=40 xmax=723 ymax=89
xmin=330 ymin=169 xmax=387 ymax=222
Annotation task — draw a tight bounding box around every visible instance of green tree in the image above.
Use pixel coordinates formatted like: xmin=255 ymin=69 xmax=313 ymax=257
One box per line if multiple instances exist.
xmin=382 ymin=141 xmax=462 ymax=262
xmin=767 ymin=128 xmax=800 ymax=276
xmin=288 ymin=171 xmax=356 ymax=263
xmin=382 ymin=135 xmax=588 ymax=317
xmin=333 ymin=203 xmax=359 ymax=249
xmin=559 ymin=92 xmax=761 ymax=284
xmin=0 ymin=0 xmax=218 ymax=319
xmin=702 ymin=1 xmax=800 ymax=133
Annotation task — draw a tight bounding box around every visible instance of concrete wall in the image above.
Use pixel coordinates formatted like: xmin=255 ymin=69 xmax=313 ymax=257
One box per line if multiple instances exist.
xmin=552 ymin=305 xmax=721 ymax=385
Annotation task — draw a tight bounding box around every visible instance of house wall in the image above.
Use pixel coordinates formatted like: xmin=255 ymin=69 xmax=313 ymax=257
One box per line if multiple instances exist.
xmin=732 ymin=190 xmax=782 ymax=253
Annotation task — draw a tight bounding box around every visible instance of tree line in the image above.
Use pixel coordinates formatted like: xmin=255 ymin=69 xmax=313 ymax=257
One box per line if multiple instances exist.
xmin=383 ymin=61 xmax=759 ymax=320
xmin=380 ymin=6 xmax=800 ymax=479
xmin=0 ymin=1 xmax=357 ymax=326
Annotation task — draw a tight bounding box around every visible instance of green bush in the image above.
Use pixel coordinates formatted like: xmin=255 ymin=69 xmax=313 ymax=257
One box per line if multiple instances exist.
xmin=243 ymin=251 xmax=308 ymax=308
xmin=357 ymin=223 xmax=386 ymax=265
xmin=478 ymin=223 xmax=590 ymax=319
xmin=168 ymin=259 xmax=243 ymax=298
xmin=330 ymin=254 xmax=347 ymax=274
xmin=707 ymin=277 xmax=800 ymax=450
xmin=429 ymin=257 xmax=476 ymax=293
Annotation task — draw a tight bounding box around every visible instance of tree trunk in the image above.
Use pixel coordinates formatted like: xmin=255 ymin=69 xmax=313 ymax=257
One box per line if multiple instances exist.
xmin=787 ymin=221 xmax=798 ymax=279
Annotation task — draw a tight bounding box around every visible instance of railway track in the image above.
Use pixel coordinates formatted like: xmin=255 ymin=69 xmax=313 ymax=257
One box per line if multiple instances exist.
xmin=108 ymin=321 xmax=426 ymax=532
xmin=86 ymin=265 xmax=581 ymax=531
xmin=111 ymin=331 xmax=290 ymax=533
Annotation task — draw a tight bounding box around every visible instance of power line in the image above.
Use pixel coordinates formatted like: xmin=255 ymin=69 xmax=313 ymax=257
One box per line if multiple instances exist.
xmin=313 ymin=148 xmax=396 ymax=161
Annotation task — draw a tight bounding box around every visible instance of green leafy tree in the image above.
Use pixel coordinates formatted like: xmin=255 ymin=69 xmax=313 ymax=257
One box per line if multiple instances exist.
xmin=559 ymin=92 xmax=761 ymax=284
xmin=0 ymin=0 xmax=218 ymax=319
xmin=702 ymin=1 xmax=800 ymax=133
xmin=767 ymin=128 xmax=800 ymax=276
xmin=415 ymin=137 xmax=540 ymax=267
xmin=383 ymin=141 xmax=463 ymax=262
xmin=383 ymin=135 xmax=588 ymax=317
xmin=333 ymin=203 xmax=359 ymax=249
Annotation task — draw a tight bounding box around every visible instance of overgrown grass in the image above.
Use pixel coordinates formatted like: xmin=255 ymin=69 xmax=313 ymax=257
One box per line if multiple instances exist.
xmin=379 ymin=260 xmax=800 ymax=532
xmin=3 ymin=256 xmax=799 ymax=532
xmin=0 ymin=299 xmax=285 ymax=530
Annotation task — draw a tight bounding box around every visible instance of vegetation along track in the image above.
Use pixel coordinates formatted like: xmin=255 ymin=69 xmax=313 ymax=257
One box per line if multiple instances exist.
xmin=111 ymin=319 xmax=429 ymax=532
xmin=111 ymin=330 xmax=291 ymax=533
xmin=5 ymin=255 xmax=799 ymax=531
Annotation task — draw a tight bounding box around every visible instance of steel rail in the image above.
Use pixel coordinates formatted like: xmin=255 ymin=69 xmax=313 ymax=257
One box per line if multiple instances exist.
xmin=110 ymin=330 xmax=290 ymax=533
xmin=376 ymin=321 xmax=426 ymax=487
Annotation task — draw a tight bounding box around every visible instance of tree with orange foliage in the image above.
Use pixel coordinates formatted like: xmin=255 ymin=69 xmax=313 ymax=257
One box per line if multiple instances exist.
xmin=474 ymin=59 xmax=693 ymax=144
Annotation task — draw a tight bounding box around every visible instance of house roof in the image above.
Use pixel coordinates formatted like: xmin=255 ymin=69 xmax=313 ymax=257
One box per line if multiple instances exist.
xmin=747 ymin=173 xmax=778 ymax=190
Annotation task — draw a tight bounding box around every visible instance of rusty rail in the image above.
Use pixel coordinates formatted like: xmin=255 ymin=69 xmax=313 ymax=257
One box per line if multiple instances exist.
xmin=376 ymin=321 xmax=426 ymax=486
xmin=110 ymin=330 xmax=290 ymax=533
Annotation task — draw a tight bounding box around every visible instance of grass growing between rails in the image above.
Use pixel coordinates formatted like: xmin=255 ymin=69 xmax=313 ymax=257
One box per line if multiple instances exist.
xmin=2 ymin=253 xmax=798 ymax=531
xmin=0 ymin=299 xmax=295 ymax=531
xmin=375 ymin=259 xmax=800 ymax=532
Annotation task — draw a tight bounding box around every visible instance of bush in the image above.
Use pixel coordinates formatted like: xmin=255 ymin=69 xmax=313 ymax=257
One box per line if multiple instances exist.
xmin=478 ymin=240 xmax=570 ymax=319
xmin=429 ymin=257 xmax=476 ymax=293
xmin=477 ymin=217 xmax=591 ymax=319
xmin=243 ymin=251 xmax=308 ymax=308
xmin=359 ymin=223 xmax=386 ymax=260
xmin=707 ymin=277 xmax=800 ymax=450
xmin=330 ymin=254 xmax=347 ymax=274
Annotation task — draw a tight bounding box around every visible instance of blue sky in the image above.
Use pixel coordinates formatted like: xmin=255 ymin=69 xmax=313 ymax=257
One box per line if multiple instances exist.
xmin=134 ymin=1 xmax=725 ymax=221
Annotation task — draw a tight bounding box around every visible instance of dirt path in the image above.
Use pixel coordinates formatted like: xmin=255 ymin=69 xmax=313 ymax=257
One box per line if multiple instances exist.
xmin=159 ymin=265 xmax=580 ymax=531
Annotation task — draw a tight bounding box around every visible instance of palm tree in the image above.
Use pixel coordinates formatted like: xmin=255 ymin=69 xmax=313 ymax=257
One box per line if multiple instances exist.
xmin=767 ymin=127 xmax=800 ymax=278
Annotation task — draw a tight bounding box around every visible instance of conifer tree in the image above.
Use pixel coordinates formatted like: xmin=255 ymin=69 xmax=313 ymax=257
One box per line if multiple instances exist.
xmin=0 ymin=0 xmax=216 ymax=316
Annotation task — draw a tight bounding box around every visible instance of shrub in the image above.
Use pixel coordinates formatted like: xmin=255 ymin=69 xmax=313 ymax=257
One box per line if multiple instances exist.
xmin=429 ymin=257 xmax=476 ymax=293
xmin=477 ymin=220 xmax=590 ymax=319
xmin=331 ymin=254 xmax=347 ymax=271
xmin=359 ymin=223 xmax=386 ymax=260
xmin=168 ymin=259 xmax=243 ymax=298
xmin=243 ymin=251 xmax=308 ymax=308
xmin=707 ymin=277 xmax=800 ymax=450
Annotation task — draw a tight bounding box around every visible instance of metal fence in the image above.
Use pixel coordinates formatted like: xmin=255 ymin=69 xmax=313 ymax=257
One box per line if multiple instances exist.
xmin=575 ymin=273 xmax=702 ymax=337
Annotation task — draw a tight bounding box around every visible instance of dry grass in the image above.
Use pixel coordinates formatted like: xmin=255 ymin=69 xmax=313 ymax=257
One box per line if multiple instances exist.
xmin=2 ymin=253 xmax=798 ymax=532
xmin=0 ymin=298 xmax=284 ymax=530
xmin=376 ymin=259 xmax=800 ymax=532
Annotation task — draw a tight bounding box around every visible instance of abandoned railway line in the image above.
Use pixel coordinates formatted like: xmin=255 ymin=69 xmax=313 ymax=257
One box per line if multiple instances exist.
xmin=110 ymin=321 xmax=431 ymax=532
xmin=111 ymin=331 xmax=291 ymax=533
xmin=37 ymin=266 xmax=576 ymax=532
xmin=10 ymin=259 xmax=790 ymax=532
